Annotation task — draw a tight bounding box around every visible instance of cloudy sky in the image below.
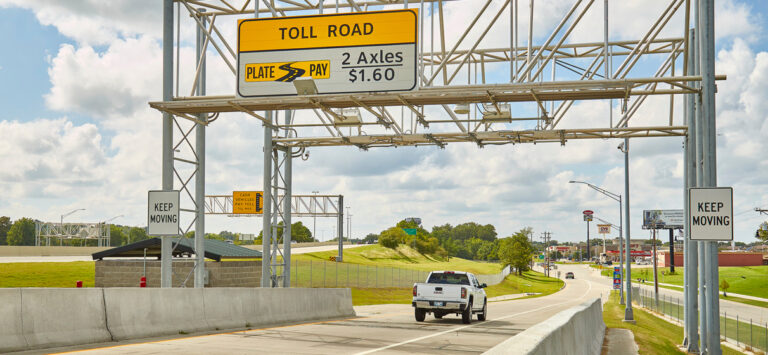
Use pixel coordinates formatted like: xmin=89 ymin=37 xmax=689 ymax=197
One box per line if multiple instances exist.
xmin=1 ymin=0 xmax=766 ymax=245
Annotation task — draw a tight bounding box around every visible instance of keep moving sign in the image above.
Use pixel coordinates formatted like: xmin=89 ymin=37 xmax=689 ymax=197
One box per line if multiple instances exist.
xmin=237 ymin=9 xmax=417 ymax=97
xmin=689 ymin=187 xmax=733 ymax=241
xmin=148 ymin=190 xmax=180 ymax=236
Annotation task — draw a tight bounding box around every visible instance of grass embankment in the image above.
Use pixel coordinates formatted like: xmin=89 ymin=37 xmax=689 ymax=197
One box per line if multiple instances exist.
xmin=602 ymin=292 xmax=743 ymax=355
xmin=294 ymin=244 xmax=502 ymax=274
xmin=0 ymin=261 xmax=95 ymax=288
xmin=600 ymin=266 xmax=768 ymax=308
xmin=352 ymin=270 xmax=564 ymax=306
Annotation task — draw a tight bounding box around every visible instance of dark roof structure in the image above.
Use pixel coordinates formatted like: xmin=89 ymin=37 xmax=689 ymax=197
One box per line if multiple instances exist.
xmin=92 ymin=238 xmax=261 ymax=262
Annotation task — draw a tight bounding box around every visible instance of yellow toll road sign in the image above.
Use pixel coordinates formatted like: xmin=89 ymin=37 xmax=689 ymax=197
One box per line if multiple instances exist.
xmin=244 ymin=60 xmax=330 ymax=82
xmin=238 ymin=10 xmax=416 ymax=52
xmin=233 ymin=191 xmax=263 ymax=214
xmin=237 ymin=9 xmax=417 ymax=97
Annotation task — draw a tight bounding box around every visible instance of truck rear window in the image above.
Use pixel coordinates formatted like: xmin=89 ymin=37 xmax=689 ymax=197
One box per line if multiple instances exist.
xmin=427 ymin=273 xmax=470 ymax=285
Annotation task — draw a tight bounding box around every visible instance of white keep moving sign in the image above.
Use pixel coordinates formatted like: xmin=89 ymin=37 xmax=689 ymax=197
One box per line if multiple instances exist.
xmin=148 ymin=190 xmax=180 ymax=236
xmin=688 ymin=187 xmax=733 ymax=241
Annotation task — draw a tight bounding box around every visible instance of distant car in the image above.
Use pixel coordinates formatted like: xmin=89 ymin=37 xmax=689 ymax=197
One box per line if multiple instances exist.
xmin=565 ymin=272 xmax=575 ymax=279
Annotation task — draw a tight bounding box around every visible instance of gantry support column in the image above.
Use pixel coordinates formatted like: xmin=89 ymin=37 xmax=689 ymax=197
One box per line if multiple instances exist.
xmin=684 ymin=28 xmax=700 ymax=353
xmin=194 ymin=9 xmax=207 ymax=289
xmin=261 ymin=111 xmax=273 ymax=287
xmin=161 ymin=0 xmax=174 ymax=288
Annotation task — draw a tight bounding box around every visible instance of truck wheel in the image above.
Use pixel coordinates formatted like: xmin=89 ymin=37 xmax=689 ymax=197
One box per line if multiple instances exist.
xmin=415 ymin=308 xmax=426 ymax=322
xmin=461 ymin=301 xmax=472 ymax=324
xmin=434 ymin=312 xmax=443 ymax=319
xmin=477 ymin=300 xmax=487 ymax=321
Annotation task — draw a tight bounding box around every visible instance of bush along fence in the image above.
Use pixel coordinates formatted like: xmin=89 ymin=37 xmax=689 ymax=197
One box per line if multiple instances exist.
xmin=632 ymin=286 xmax=768 ymax=354
xmin=287 ymin=259 xmax=512 ymax=289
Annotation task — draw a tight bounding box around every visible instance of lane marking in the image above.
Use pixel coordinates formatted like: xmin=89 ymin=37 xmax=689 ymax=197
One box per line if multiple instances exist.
xmin=354 ymin=279 xmax=594 ymax=355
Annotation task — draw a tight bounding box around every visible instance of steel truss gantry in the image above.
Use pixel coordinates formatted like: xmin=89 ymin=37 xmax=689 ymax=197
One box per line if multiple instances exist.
xmin=35 ymin=222 xmax=111 ymax=247
xmin=154 ymin=3 xmax=722 ymax=338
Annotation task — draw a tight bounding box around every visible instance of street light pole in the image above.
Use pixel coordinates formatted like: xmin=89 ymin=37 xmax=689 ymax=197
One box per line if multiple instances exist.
xmin=569 ymin=180 xmax=625 ymax=304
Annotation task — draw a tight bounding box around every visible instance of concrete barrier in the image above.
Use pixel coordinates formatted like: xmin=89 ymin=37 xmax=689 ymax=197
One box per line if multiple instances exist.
xmin=20 ymin=289 xmax=112 ymax=350
xmin=0 ymin=287 xmax=355 ymax=352
xmin=484 ymin=298 xmax=605 ymax=355
xmin=0 ymin=289 xmax=26 ymax=352
xmin=103 ymin=288 xmax=209 ymax=340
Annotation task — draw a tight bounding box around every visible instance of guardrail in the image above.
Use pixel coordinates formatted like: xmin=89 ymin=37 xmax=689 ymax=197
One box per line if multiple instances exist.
xmin=287 ymin=259 xmax=511 ymax=288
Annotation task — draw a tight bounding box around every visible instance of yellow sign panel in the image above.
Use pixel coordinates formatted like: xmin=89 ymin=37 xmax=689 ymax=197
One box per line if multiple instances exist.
xmin=244 ymin=60 xmax=330 ymax=82
xmin=238 ymin=9 xmax=417 ymax=52
xmin=597 ymin=224 xmax=611 ymax=234
xmin=233 ymin=191 xmax=263 ymax=214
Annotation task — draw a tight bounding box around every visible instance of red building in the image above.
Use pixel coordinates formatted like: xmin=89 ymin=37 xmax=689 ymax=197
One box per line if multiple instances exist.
xmin=656 ymin=251 xmax=765 ymax=267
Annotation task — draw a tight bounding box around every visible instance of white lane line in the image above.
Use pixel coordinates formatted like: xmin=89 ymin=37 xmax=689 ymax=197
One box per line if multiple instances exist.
xmin=354 ymin=279 xmax=594 ymax=355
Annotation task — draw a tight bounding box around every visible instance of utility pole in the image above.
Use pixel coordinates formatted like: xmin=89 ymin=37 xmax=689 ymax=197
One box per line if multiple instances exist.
xmin=541 ymin=232 xmax=552 ymax=277
xmin=756 ymin=208 xmax=768 ymax=216
xmin=346 ymin=207 xmax=352 ymax=242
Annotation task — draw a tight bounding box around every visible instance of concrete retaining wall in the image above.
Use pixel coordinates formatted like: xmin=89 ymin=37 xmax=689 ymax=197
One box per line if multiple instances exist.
xmin=0 ymin=287 xmax=355 ymax=353
xmin=484 ymin=298 xmax=605 ymax=355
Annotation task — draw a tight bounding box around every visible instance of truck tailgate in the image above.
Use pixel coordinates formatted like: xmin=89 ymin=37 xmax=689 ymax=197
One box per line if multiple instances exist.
xmin=414 ymin=283 xmax=462 ymax=301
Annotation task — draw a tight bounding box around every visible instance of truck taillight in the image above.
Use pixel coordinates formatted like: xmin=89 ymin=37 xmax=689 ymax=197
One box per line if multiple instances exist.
xmin=461 ymin=288 xmax=467 ymax=299
xmin=413 ymin=285 xmax=418 ymax=296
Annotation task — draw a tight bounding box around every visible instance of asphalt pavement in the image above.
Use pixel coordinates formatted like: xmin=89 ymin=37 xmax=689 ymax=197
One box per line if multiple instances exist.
xmin=53 ymin=264 xmax=610 ymax=354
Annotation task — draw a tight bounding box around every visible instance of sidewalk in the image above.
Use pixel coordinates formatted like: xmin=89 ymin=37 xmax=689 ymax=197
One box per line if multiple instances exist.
xmin=656 ymin=282 xmax=768 ymax=304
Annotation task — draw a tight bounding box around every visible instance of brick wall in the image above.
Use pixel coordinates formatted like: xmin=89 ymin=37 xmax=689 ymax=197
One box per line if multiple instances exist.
xmin=95 ymin=260 xmax=261 ymax=287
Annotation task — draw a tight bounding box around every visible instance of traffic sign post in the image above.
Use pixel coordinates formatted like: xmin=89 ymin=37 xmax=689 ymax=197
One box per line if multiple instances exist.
xmin=237 ymin=9 xmax=417 ymax=97
xmin=148 ymin=190 xmax=180 ymax=236
xmin=689 ymin=187 xmax=733 ymax=241
xmin=613 ymin=266 xmax=621 ymax=290
xmin=583 ymin=210 xmax=593 ymax=261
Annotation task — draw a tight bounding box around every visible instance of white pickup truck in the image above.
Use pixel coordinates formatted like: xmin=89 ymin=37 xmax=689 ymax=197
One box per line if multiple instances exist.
xmin=412 ymin=271 xmax=487 ymax=324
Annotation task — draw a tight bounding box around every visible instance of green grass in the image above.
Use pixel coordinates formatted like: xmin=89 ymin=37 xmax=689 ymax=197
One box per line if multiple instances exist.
xmin=294 ymin=244 xmax=503 ymax=275
xmin=484 ymin=270 xmax=564 ymax=299
xmin=602 ymin=292 xmax=744 ymax=355
xmin=0 ymin=261 xmax=95 ymax=288
xmin=351 ymin=270 xmax=564 ymax=306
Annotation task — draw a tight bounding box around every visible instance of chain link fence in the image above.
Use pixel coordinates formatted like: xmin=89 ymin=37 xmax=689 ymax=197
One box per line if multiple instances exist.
xmin=287 ymin=259 xmax=511 ymax=288
xmin=632 ymin=286 xmax=768 ymax=354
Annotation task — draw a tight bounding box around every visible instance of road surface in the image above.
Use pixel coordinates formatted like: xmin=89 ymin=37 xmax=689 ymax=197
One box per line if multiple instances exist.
xmin=54 ymin=264 xmax=609 ymax=354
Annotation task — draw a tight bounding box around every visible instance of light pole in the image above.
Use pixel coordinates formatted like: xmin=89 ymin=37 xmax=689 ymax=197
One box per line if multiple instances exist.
xmin=312 ymin=190 xmax=319 ymax=240
xmin=60 ymin=208 xmax=85 ymax=246
xmin=346 ymin=207 xmax=351 ymax=242
xmin=569 ymin=180 xmax=625 ymax=305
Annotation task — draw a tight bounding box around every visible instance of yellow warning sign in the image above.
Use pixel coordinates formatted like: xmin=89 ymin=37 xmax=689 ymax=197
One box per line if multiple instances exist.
xmin=244 ymin=60 xmax=330 ymax=82
xmin=238 ymin=9 xmax=417 ymax=52
xmin=233 ymin=191 xmax=263 ymax=214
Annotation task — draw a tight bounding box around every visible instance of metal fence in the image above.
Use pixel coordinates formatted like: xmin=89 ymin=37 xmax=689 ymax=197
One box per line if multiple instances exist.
xmin=632 ymin=286 xmax=768 ymax=354
xmin=287 ymin=259 xmax=511 ymax=289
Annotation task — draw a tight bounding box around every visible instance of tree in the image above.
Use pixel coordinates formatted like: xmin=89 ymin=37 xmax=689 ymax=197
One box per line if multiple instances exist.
xmin=363 ymin=233 xmax=378 ymax=244
xmin=756 ymin=221 xmax=768 ymax=243
xmin=7 ymin=218 xmax=36 ymax=246
xmin=257 ymin=221 xmax=317 ymax=243
xmin=128 ymin=227 xmax=149 ymax=244
xmin=498 ymin=228 xmax=535 ymax=275
xmin=0 ymin=216 xmax=11 ymax=245
xmin=109 ymin=225 xmax=125 ymax=246
xmin=378 ymin=227 xmax=407 ymax=249
xmin=720 ymin=279 xmax=730 ymax=297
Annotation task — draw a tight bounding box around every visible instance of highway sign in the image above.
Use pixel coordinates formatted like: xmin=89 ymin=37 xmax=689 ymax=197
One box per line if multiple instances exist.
xmin=583 ymin=214 xmax=593 ymax=222
xmin=233 ymin=191 xmax=263 ymax=214
xmin=612 ymin=267 xmax=621 ymax=290
xmin=237 ymin=9 xmax=417 ymax=97
xmin=642 ymin=209 xmax=684 ymax=230
xmin=148 ymin=190 xmax=179 ymax=236
xmin=598 ymin=224 xmax=611 ymax=234
xmin=689 ymin=187 xmax=733 ymax=241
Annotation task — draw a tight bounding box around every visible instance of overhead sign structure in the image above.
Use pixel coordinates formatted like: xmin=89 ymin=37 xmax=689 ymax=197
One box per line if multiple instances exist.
xmin=148 ymin=190 xmax=180 ymax=236
xmin=237 ymin=9 xmax=418 ymax=97
xmin=642 ymin=209 xmax=684 ymax=230
xmin=689 ymin=187 xmax=734 ymax=241
xmin=598 ymin=224 xmax=611 ymax=234
xmin=233 ymin=191 xmax=263 ymax=214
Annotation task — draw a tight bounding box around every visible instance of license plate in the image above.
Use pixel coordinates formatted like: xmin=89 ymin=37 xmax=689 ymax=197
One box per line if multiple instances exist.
xmin=434 ymin=302 xmax=444 ymax=306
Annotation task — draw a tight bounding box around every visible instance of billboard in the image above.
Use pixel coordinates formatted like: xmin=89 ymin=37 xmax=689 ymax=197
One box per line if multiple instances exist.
xmin=642 ymin=209 xmax=684 ymax=230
